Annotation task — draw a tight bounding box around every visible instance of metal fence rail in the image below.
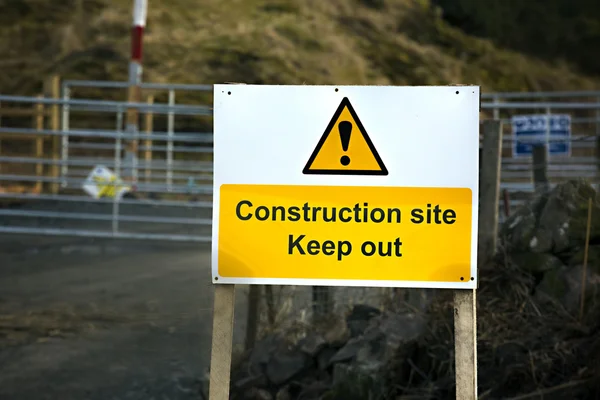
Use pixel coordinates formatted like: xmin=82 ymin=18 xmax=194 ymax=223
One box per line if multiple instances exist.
xmin=0 ymin=79 xmax=213 ymax=242
xmin=1 ymin=81 xmax=600 ymax=241
xmin=480 ymin=90 xmax=600 ymax=221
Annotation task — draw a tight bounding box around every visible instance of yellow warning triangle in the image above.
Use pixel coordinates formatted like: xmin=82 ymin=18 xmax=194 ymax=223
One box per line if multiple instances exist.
xmin=303 ymin=97 xmax=388 ymax=176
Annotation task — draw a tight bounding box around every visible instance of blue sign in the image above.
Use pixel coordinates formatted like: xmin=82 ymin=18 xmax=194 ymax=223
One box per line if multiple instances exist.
xmin=511 ymin=114 xmax=571 ymax=157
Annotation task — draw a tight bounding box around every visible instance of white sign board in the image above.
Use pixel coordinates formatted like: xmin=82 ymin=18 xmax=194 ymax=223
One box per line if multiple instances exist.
xmin=82 ymin=165 xmax=131 ymax=200
xmin=212 ymin=85 xmax=480 ymax=289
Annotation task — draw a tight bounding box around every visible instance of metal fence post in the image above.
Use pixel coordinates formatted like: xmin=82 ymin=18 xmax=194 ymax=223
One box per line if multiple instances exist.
xmin=144 ymin=95 xmax=154 ymax=184
xmin=49 ymin=75 xmax=60 ymax=194
xmin=0 ymin=86 xmax=213 ymax=243
xmin=34 ymin=95 xmax=44 ymax=193
xmin=493 ymin=96 xmax=500 ymax=121
xmin=545 ymin=107 xmax=551 ymax=158
xmin=167 ymin=89 xmax=175 ymax=192
xmin=61 ymin=85 xmax=70 ymax=188
xmin=113 ymin=108 xmax=123 ymax=234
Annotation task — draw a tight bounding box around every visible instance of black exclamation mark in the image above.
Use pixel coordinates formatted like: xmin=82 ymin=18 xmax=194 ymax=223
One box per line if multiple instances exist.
xmin=339 ymin=120 xmax=352 ymax=166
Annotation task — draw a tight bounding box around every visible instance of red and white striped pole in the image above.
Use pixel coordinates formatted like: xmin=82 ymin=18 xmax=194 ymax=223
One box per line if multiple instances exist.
xmin=125 ymin=0 xmax=147 ymax=188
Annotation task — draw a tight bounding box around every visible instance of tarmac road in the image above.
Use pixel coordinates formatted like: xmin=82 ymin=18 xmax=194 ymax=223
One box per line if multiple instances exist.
xmin=0 ymin=196 xmax=212 ymax=240
xmin=0 ymin=226 xmax=249 ymax=400
xmin=0 ymin=197 xmax=386 ymax=399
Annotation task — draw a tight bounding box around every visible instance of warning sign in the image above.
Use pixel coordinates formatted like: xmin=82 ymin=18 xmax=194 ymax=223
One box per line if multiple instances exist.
xmin=82 ymin=165 xmax=131 ymax=200
xmin=303 ymin=97 xmax=388 ymax=175
xmin=218 ymin=184 xmax=472 ymax=284
xmin=212 ymin=84 xmax=480 ymax=289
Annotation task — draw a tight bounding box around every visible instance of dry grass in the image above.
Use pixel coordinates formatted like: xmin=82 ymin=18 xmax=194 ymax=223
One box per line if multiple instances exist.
xmin=385 ymin=256 xmax=600 ymax=399
xmin=0 ymin=300 xmax=176 ymax=349
xmin=0 ymin=302 xmax=125 ymax=348
xmin=0 ymin=0 xmax=598 ymax=100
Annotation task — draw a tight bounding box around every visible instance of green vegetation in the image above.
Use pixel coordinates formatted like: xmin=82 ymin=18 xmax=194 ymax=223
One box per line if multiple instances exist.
xmin=0 ymin=0 xmax=598 ymax=98
xmin=434 ymin=0 xmax=600 ymax=77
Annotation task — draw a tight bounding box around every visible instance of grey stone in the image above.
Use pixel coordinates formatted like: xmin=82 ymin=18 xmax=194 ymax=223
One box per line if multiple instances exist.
xmin=535 ymin=266 xmax=570 ymax=300
xmin=234 ymin=374 xmax=268 ymax=391
xmin=535 ymin=264 xmax=600 ymax=313
xmin=346 ymin=320 xmax=370 ymax=339
xmin=317 ymin=346 xmax=338 ymax=370
xmin=347 ymin=304 xmax=381 ymax=321
xmin=323 ymin=317 xmax=349 ymax=347
xmin=296 ymin=381 xmax=330 ymax=399
xmin=374 ymin=313 xmax=424 ymax=348
xmin=298 ymin=333 xmax=327 ymax=357
xmin=329 ymin=312 xmax=425 ymax=367
xmin=245 ymin=388 xmax=273 ymax=400
xmin=275 ymin=386 xmax=292 ymax=400
xmin=568 ymin=245 xmax=600 ymax=273
xmin=503 ymin=180 xmax=600 ymax=254
xmin=563 ymin=265 xmax=600 ymax=312
xmin=265 ymin=348 xmax=310 ymax=385
xmin=329 ymin=336 xmax=365 ymax=364
xmin=534 ymin=181 xmax=586 ymax=252
xmin=249 ymin=334 xmax=285 ymax=374
xmin=330 ymin=363 xmax=384 ymax=400
xmin=510 ymin=252 xmax=565 ymax=273
xmin=378 ymin=312 xmax=424 ymax=342
xmin=502 ymin=190 xmax=547 ymax=252
xmin=346 ymin=305 xmax=381 ymax=338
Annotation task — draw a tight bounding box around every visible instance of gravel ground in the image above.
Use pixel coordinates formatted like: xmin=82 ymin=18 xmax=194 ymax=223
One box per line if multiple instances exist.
xmin=0 ymin=199 xmax=395 ymax=399
xmin=0 ymin=194 xmax=242 ymax=400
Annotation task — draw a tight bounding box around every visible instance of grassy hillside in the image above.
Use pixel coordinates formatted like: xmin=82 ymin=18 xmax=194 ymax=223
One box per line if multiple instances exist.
xmin=0 ymin=0 xmax=598 ymax=98
xmin=434 ymin=0 xmax=600 ymax=77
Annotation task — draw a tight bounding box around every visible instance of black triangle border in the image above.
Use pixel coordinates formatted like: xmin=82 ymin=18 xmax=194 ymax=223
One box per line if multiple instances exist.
xmin=302 ymin=97 xmax=388 ymax=176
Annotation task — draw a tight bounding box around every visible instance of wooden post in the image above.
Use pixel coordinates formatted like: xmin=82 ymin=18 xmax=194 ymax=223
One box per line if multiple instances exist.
xmin=596 ymin=97 xmax=600 ymax=178
xmin=245 ymin=285 xmax=260 ymax=351
xmin=579 ymin=198 xmax=593 ymax=321
xmin=532 ymin=144 xmax=549 ymax=192
xmin=34 ymin=95 xmax=45 ymax=193
xmin=0 ymin=100 xmax=2 ymax=175
xmin=209 ymin=284 xmax=236 ymax=400
xmin=454 ymin=120 xmax=501 ymax=400
xmin=454 ymin=290 xmax=477 ymax=400
xmin=144 ymin=95 xmax=154 ymax=184
xmin=49 ymin=75 xmax=60 ymax=194
xmin=477 ymin=120 xmax=502 ymax=266
xmin=503 ymin=189 xmax=511 ymax=218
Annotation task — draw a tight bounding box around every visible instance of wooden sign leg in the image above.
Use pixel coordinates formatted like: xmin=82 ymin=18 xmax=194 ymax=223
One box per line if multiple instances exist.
xmin=454 ymin=289 xmax=477 ymax=400
xmin=209 ymin=284 xmax=236 ymax=400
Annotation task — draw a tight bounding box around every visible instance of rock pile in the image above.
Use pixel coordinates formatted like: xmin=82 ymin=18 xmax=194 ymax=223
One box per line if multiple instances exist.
xmin=218 ymin=179 xmax=600 ymax=400
xmin=228 ymin=304 xmax=425 ymax=400
xmin=501 ymin=178 xmax=600 ymax=312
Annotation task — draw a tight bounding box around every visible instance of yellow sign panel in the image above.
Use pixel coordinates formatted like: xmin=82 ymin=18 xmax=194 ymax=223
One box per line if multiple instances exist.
xmin=303 ymin=97 xmax=388 ymax=176
xmin=217 ymin=184 xmax=473 ymax=283
xmin=93 ymin=175 xmax=125 ymax=198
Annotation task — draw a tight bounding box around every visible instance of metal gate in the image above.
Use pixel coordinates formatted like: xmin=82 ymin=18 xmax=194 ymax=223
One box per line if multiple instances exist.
xmin=481 ymin=90 xmax=600 ymax=220
xmin=1 ymin=81 xmax=600 ymax=240
xmin=0 ymin=78 xmax=214 ymax=242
